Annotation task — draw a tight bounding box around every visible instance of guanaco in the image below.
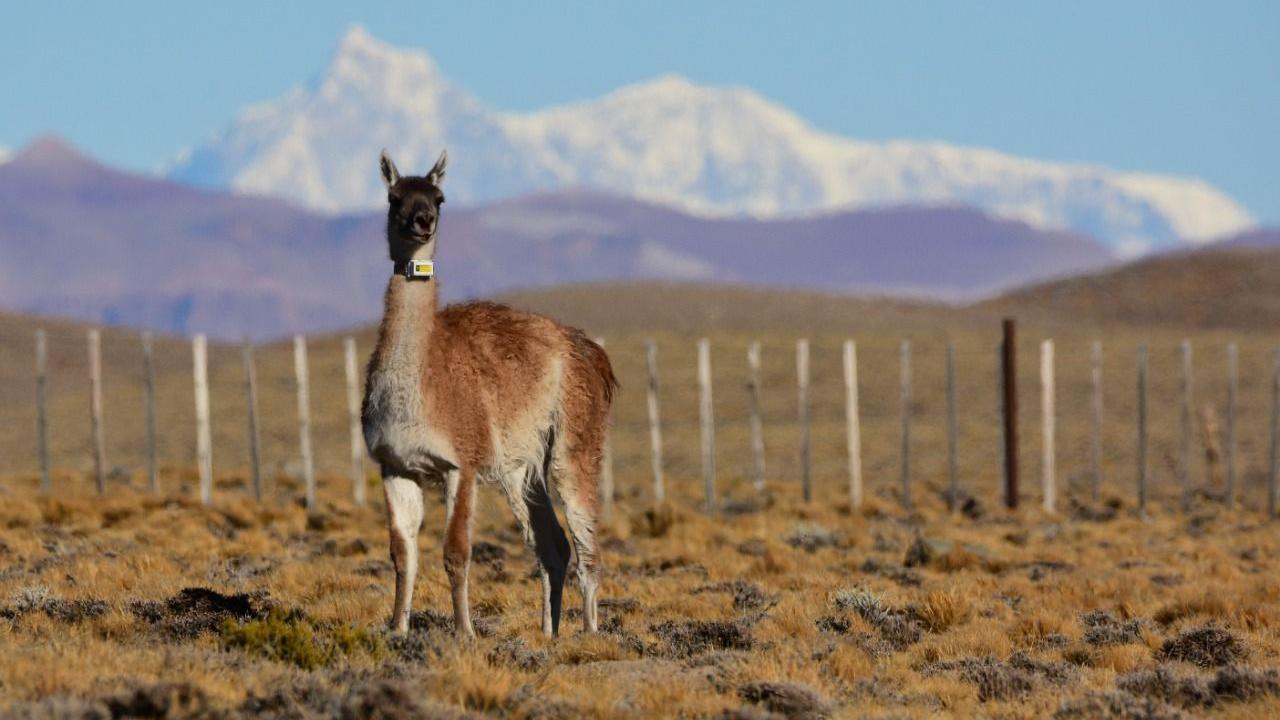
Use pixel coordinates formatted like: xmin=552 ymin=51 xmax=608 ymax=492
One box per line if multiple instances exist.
xmin=362 ymin=149 xmax=616 ymax=638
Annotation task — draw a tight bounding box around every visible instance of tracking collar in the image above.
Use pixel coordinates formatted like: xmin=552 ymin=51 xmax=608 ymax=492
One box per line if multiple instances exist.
xmin=393 ymin=259 xmax=435 ymax=281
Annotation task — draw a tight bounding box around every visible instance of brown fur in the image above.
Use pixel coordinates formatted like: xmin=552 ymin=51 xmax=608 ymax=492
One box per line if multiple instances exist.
xmin=367 ymin=287 xmax=614 ymax=476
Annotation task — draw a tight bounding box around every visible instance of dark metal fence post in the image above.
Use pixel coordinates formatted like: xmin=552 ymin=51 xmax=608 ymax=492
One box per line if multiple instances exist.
xmin=1002 ymin=319 xmax=1019 ymax=509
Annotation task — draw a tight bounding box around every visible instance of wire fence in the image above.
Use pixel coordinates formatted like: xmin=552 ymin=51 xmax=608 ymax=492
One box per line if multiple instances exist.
xmin=1 ymin=320 xmax=1277 ymax=519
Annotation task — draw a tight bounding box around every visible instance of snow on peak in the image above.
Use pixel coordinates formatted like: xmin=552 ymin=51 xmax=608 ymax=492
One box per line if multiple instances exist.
xmin=0 ymin=146 xmax=10 ymax=165
xmin=169 ymin=26 xmax=1256 ymax=250
xmin=324 ymin=24 xmax=445 ymax=97
xmin=336 ymin=24 xmax=378 ymax=53
xmin=169 ymin=24 xmax=530 ymax=213
xmin=607 ymin=74 xmax=708 ymax=101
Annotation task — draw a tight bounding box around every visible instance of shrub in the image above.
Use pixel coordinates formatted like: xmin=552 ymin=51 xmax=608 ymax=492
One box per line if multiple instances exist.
xmin=1158 ymin=625 xmax=1246 ymax=668
xmin=1081 ymin=610 xmax=1145 ymax=646
xmin=833 ymin=587 xmax=884 ymax=620
xmin=220 ymin=609 xmax=384 ymax=670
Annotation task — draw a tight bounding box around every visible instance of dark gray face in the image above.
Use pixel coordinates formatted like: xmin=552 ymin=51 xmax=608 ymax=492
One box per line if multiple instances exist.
xmin=379 ymin=149 xmax=448 ymax=263
xmin=386 ymin=177 xmax=444 ymax=256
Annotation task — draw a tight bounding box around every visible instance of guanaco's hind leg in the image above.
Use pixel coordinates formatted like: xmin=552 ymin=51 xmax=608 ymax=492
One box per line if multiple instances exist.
xmin=497 ymin=464 xmax=570 ymax=637
xmin=528 ymin=477 xmax=571 ymax=636
xmin=550 ymin=436 xmax=603 ymax=633
xmin=384 ymin=472 xmax=424 ymax=635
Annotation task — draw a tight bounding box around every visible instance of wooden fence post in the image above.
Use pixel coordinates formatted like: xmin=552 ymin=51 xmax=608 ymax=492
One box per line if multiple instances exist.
xmin=193 ymin=334 xmax=212 ymax=505
xmin=594 ymin=338 xmax=614 ymax=521
xmin=1225 ymin=342 xmax=1238 ymax=507
xmin=1041 ymin=340 xmax=1056 ymax=514
xmin=294 ymin=335 xmax=316 ymax=511
xmin=797 ymin=339 xmax=811 ymax=502
xmin=243 ymin=339 xmax=262 ymax=501
xmin=35 ymin=329 xmax=50 ymax=493
xmin=945 ymin=342 xmax=958 ymax=511
xmin=1137 ymin=345 xmax=1149 ymax=516
xmin=747 ymin=341 xmax=766 ymax=495
xmin=1180 ymin=340 xmax=1194 ymax=512
xmin=88 ymin=329 xmax=106 ymax=494
xmin=645 ymin=339 xmax=665 ymax=505
xmin=1269 ymin=346 xmax=1279 ymax=520
xmin=344 ymin=337 xmax=365 ymax=506
xmin=900 ymin=339 xmax=912 ymax=509
xmin=1001 ymin=319 xmax=1019 ymax=509
xmin=843 ymin=340 xmax=863 ymax=509
xmin=1091 ymin=341 xmax=1103 ymax=502
xmin=141 ymin=332 xmax=158 ymax=493
xmin=698 ymin=338 xmax=715 ymax=513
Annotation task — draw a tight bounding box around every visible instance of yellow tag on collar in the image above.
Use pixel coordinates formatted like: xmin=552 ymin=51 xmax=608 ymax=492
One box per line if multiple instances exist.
xmin=406 ymin=260 xmax=435 ymax=280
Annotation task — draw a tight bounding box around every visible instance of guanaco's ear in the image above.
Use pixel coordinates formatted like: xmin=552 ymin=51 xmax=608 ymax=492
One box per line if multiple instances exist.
xmin=379 ymin=149 xmax=400 ymax=191
xmin=427 ymin=149 xmax=448 ymax=187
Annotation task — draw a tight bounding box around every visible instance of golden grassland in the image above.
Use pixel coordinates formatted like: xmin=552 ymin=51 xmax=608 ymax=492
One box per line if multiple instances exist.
xmin=0 ymin=282 xmax=1279 ymax=717
xmin=0 ymin=466 xmax=1278 ymax=718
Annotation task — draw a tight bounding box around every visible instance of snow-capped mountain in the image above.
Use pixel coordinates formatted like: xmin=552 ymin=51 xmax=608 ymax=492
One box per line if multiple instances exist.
xmin=170 ymin=25 xmax=1255 ymax=254
xmin=170 ymin=27 xmax=552 ymax=213
xmin=0 ymin=146 xmax=10 ymax=165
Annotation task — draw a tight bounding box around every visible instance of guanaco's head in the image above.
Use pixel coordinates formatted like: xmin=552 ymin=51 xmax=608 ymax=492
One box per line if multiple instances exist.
xmin=379 ymin=149 xmax=447 ymax=264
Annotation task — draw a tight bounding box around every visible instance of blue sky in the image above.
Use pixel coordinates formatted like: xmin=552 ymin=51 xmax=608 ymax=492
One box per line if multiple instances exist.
xmin=2 ymin=1 xmax=1277 ymax=222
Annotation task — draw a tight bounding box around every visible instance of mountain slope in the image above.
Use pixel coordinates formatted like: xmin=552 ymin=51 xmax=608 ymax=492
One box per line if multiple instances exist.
xmin=169 ymin=26 xmax=1254 ymax=253
xmin=1218 ymin=227 xmax=1280 ymax=248
xmin=981 ymin=246 xmax=1280 ymax=329
xmin=1 ymin=137 xmax=1113 ymax=339
xmin=0 ymin=136 xmax=381 ymax=339
xmin=481 ymin=191 xmax=1113 ymax=298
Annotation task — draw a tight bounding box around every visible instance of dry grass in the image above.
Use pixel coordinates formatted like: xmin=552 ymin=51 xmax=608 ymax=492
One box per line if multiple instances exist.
xmin=916 ymin=590 xmax=973 ymax=633
xmin=0 ymin=470 xmax=1277 ymax=718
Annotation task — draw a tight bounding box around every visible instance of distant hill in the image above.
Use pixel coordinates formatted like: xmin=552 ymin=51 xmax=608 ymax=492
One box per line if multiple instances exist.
xmin=494 ymin=282 xmax=970 ymax=336
xmin=1218 ymin=227 xmax=1280 ymax=249
xmin=981 ymin=246 xmax=1280 ymax=329
xmin=0 ymin=136 xmax=1115 ymax=339
xmin=0 ymin=136 xmax=378 ymax=340
xmin=482 ymin=192 xmax=1114 ymax=300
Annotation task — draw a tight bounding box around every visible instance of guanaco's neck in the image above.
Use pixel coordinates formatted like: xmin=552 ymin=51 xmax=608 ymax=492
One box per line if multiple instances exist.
xmin=376 ymin=247 xmax=439 ymax=370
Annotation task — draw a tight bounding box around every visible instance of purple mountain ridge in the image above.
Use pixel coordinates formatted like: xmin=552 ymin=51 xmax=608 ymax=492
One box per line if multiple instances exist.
xmin=0 ymin=136 xmax=1116 ymax=339
xmin=1218 ymin=227 xmax=1280 ymax=248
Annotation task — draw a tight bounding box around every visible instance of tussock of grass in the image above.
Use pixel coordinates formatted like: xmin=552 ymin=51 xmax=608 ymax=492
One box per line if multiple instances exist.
xmin=915 ymin=589 xmax=973 ymax=633
xmin=1154 ymin=593 xmax=1231 ymax=625
xmin=1014 ymin=613 xmax=1070 ymax=648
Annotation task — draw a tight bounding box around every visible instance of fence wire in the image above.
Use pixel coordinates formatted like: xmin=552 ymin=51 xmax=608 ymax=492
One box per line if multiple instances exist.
xmin=1 ymin=324 xmax=1277 ymax=516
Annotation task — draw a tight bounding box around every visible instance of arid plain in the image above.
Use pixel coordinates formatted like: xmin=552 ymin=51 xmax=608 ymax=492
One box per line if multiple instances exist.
xmin=1 ymin=265 xmax=1279 ymax=718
